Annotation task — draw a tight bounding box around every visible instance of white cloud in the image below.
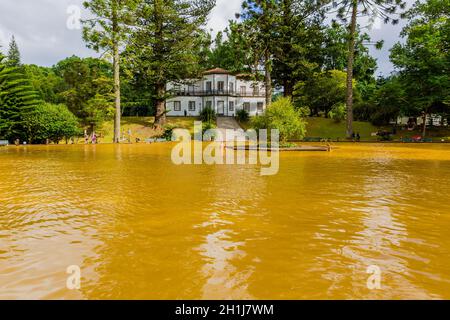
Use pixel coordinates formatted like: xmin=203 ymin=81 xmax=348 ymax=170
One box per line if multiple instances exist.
xmin=0 ymin=0 xmax=242 ymax=66
xmin=0 ymin=0 xmax=93 ymax=66
xmin=207 ymin=0 xmax=242 ymax=37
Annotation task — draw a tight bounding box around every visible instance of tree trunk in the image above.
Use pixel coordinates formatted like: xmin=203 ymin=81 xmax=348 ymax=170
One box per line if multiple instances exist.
xmin=422 ymin=112 xmax=427 ymax=137
xmin=154 ymin=83 xmax=166 ymax=127
xmin=282 ymin=0 xmax=292 ymax=98
xmin=345 ymin=1 xmax=358 ymax=139
xmin=284 ymin=80 xmax=293 ymax=97
xmin=265 ymin=50 xmax=272 ymax=107
xmin=112 ymin=8 xmax=121 ymax=144
xmin=153 ymin=0 xmax=166 ymax=127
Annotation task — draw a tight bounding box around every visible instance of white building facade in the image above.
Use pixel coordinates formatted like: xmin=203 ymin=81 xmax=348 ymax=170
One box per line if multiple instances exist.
xmin=166 ymin=68 xmax=267 ymax=117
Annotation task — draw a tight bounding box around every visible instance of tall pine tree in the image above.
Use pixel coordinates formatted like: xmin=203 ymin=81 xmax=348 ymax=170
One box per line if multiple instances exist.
xmin=127 ymin=0 xmax=215 ymax=126
xmin=0 ymin=54 xmax=40 ymax=141
xmin=6 ymin=36 xmax=21 ymax=68
xmin=241 ymin=0 xmax=279 ymax=106
xmin=83 ymin=0 xmax=139 ymax=143
xmin=272 ymin=0 xmax=326 ymax=97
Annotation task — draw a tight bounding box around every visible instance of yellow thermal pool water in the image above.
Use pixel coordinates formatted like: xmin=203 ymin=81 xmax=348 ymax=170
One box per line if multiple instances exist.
xmin=1 ymin=143 xmax=450 ymax=299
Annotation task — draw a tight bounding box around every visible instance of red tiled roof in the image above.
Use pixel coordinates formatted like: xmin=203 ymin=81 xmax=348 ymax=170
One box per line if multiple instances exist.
xmin=203 ymin=68 xmax=231 ymax=75
xmin=235 ymin=73 xmax=254 ymax=78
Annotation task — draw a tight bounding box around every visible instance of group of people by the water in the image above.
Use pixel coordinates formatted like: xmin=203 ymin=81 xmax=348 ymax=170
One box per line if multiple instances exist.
xmin=351 ymin=132 xmax=361 ymax=142
xmin=84 ymin=131 xmax=98 ymax=144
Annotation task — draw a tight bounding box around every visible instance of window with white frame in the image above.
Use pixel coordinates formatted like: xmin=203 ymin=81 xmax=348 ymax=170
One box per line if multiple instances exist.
xmin=253 ymin=85 xmax=259 ymax=96
xmin=217 ymin=81 xmax=224 ymax=92
xmin=206 ymin=82 xmax=212 ymax=92
xmin=257 ymin=102 xmax=264 ymax=112
xmin=240 ymin=86 xmax=246 ymax=95
xmin=189 ymin=101 xmax=196 ymax=111
xmin=174 ymin=101 xmax=181 ymax=111
xmin=229 ymin=101 xmax=234 ymax=112
xmin=244 ymin=102 xmax=250 ymax=112
xmin=229 ymin=82 xmax=234 ymax=93
xmin=206 ymin=101 xmax=212 ymax=109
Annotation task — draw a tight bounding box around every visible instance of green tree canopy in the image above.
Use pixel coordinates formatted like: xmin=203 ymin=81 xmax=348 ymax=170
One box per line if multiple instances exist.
xmin=390 ymin=0 xmax=450 ymax=135
xmin=0 ymin=54 xmax=40 ymax=141
xmin=202 ymin=25 xmax=254 ymax=73
xmin=83 ymin=0 xmax=139 ymax=142
xmin=126 ymin=0 xmax=215 ymax=126
xmin=272 ymin=0 xmax=326 ymax=97
xmin=294 ymin=69 xmax=359 ymax=117
xmin=53 ymin=56 xmax=115 ymax=131
xmin=23 ymin=103 xmax=81 ymax=144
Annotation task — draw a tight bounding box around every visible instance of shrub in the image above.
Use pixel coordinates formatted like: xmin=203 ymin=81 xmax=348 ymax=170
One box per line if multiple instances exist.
xmin=236 ymin=109 xmax=249 ymax=123
xmin=328 ymin=103 xmax=346 ymax=123
xmin=202 ymin=121 xmax=217 ymax=135
xmin=162 ymin=124 xmax=176 ymax=141
xmin=251 ymin=97 xmax=307 ymax=143
xmin=200 ymin=106 xmax=216 ymax=123
xmin=23 ymin=103 xmax=81 ymax=144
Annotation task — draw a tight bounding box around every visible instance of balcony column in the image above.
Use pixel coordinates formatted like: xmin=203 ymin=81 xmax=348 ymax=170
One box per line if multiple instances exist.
xmin=226 ymin=74 xmax=229 ymax=116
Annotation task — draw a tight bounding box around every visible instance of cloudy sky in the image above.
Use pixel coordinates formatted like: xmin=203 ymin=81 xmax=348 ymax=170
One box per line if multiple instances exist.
xmin=0 ymin=0 xmax=409 ymax=76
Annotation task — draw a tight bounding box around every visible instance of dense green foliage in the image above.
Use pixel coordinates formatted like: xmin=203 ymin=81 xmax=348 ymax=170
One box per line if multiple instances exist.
xmin=354 ymin=76 xmax=405 ymax=125
xmin=2 ymin=0 xmax=449 ymax=142
xmin=200 ymin=106 xmax=217 ymax=123
xmin=23 ymin=103 xmax=81 ymax=144
xmin=125 ymin=0 xmax=216 ymax=126
xmin=83 ymin=0 xmax=140 ymax=142
xmin=252 ymin=97 xmax=307 ymax=143
xmin=202 ymin=27 xmax=253 ymax=73
xmin=53 ymin=56 xmax=115 ymax=131
xmin=0 ymin=54 xmax=40 ymax=141
xmin=294 ymin=69 xmax=356 ymax=117
xmin=236 ymin=109 xmax=250 ymax=123
xmin=24 ymin=64 xmax=61 ymax=103
xmin=390 ymin=0 xmax=450 ymax=134
xmin=271 ymin=0 xmax=326 ymax=97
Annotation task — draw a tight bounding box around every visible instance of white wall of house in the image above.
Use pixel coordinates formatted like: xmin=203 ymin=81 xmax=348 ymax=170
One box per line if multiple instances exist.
xmin=166 ymin=72 xmax=266 ymax=117
xmin=394 ymin=115 xmax=448 ymax=126
xmin=166 ymin=97 xmax=203 ymax=117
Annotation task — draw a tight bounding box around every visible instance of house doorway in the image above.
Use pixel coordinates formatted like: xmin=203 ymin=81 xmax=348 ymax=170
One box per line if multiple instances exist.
xmin=217 ymin=101 xmax=225 ymax=115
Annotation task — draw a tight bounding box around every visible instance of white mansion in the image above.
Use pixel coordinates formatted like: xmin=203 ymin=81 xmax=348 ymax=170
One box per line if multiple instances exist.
xmin=166 ymin=68 xmax=267 ymax=117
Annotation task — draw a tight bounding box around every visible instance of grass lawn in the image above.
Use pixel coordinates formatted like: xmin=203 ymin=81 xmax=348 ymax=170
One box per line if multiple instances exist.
xmin=237 ymin=117 xmax=381 ymax=141
xmin=92 ymin=115 xmax=450 ymax=144
xmin=240 ymin=117 xmax=450 ymax=142
xmin=305 ymin=117 xmax=379 ymax=141
xmin=98 ymin=116 xmax=199 ymax=143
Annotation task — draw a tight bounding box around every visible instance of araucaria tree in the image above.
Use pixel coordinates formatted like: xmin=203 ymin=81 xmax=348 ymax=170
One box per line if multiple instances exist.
xmin=0 ymin=54 xmax=40 ymax=141
xmin=83 ymin=0 xmax=138 ymax=142
xmin=127 ymin=0 xmax=215 ymax=127
xmin=7 ymin=36 xmax=21 ymax=68
xmin=330 ymin=0 xmax=406 ymax=138
xmin=272 ymin=0 xmax=326 ymax=97
xmin=241 ymin=0 xmax=279 ymax=107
